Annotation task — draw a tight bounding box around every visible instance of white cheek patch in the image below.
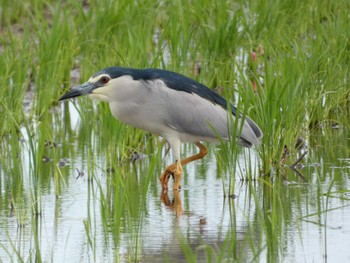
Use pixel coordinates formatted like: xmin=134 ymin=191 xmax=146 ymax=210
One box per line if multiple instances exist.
xmin=87 ymin=75 xmax=134 ymax=102
xmin=86 ymin=74 xmax=113 ymax=102
xmin=89 ymin=93 xmax=110 ymax=101
xmin=90 ymin=84 xmax=113 ymax=102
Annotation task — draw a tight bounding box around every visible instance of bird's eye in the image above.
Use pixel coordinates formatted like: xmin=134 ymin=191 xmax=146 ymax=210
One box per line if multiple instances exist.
xmin=100 ymin=76 xmax=110 ymax=84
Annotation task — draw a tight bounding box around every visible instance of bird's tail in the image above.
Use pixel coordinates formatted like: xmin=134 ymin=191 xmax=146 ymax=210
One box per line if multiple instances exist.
xmin=237 ymin=116 xmax=263 ymax=148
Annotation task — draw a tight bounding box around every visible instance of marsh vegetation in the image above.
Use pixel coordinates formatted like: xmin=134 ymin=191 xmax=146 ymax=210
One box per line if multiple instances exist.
xmin=0 ymin=0 xmax=349 ymax=262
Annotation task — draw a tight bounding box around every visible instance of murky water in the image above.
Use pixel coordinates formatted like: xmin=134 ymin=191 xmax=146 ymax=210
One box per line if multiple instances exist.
xmin=1 ymin=106 xmax=350 ymax=262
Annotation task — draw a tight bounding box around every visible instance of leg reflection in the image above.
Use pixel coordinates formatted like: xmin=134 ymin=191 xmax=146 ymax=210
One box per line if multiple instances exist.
xmin=160 ymin=189 xmax=183 ymax=217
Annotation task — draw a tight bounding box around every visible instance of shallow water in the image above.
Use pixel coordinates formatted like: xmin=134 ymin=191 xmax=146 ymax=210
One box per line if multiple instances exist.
xmin=0 ymin=108 xmax=350 ymax=262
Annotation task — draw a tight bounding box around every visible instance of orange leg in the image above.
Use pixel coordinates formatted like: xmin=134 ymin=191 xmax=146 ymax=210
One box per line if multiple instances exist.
xmin=160 ymin=142 xmax=208 ymax=190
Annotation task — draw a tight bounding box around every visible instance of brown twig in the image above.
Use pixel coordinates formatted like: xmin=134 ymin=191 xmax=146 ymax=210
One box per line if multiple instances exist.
xmin=290 ymin=150 xmax=308 ymax=169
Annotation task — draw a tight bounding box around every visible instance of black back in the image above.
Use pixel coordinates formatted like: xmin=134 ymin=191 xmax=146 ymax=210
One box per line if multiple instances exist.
xmin=95 ymin=67 xmax=237 ymax=116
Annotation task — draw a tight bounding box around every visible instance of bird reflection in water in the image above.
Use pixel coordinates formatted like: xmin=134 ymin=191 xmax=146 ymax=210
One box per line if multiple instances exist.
xmin=160 ymin=189 xmax=183 ymax=217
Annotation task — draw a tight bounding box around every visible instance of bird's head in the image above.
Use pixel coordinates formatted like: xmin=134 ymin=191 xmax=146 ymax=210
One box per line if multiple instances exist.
xmin=59 ymin=67 xmax=138 ymax=102
xmin=59 ymin=70 xmax=115 ymax=102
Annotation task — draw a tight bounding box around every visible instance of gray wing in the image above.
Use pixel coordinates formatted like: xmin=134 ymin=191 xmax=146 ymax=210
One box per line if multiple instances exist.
xmin=114 ymin=77 xmax=262 ymax=147
xmin=164 ymin=91 xmax=229 ymax=137
xmin=158 ymin=85 xmax=262 ymax=147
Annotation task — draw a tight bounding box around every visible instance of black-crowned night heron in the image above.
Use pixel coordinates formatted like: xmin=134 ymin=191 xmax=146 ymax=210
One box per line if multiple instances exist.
xmin=59 ymin=67 xmax=262 ymax=190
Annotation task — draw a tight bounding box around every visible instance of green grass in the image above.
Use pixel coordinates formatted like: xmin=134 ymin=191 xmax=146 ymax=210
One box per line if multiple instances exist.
xmin=0 ymin=0 xmax=349 ymax=262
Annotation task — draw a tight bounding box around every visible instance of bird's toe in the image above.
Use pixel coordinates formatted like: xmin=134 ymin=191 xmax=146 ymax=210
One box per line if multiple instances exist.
xmin=160 ymin=169 xmax=173 ymax=189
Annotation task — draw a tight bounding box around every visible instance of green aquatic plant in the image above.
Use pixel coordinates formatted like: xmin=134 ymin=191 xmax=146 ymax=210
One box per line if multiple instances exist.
xmin=0 ymin=0 xmax=349 ymax=262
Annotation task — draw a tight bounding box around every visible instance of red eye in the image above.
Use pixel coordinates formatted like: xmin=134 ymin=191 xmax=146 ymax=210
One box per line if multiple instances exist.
xmin=100 ymin=76 xmax=110 ymax=84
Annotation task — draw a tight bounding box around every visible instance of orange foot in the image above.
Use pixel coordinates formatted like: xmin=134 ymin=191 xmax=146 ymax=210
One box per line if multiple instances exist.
xmin=159 ymin=161 xmax=183 ymax=191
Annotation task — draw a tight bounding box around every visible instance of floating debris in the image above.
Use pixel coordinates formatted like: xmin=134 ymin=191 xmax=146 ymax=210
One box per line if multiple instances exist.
xmin=228 ymin=194 xmax=238 ymax=199
xmin=58 ymin=158 xmax=69 ymax=167
xmin=130 ymin=151 xmax=147 ymax=163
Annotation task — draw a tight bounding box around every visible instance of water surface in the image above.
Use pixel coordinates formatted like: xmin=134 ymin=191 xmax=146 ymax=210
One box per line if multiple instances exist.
xmin=0 ymin=108 xmax=349 ymax=263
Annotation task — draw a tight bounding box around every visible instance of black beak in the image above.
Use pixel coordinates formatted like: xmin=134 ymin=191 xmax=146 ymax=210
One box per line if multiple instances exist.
xmin=59 ymin=82 xmax=97 ymax=101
